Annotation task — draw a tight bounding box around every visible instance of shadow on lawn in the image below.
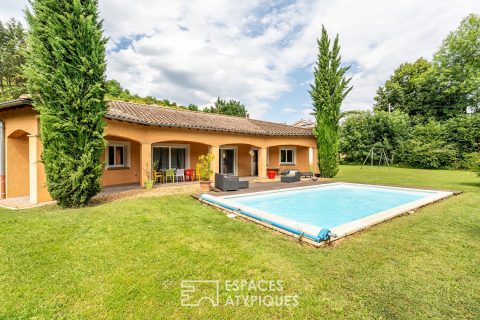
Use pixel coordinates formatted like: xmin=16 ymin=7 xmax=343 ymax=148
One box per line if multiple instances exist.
xmin=457 ymin=181 xmax=480 ymax=188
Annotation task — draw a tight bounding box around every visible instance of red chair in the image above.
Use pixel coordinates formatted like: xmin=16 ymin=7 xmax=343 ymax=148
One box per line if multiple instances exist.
xmin=185 ymin=169 xmax=195 ymax=181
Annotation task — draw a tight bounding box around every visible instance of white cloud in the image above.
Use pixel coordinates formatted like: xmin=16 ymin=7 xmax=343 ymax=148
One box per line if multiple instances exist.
xmin=0 ymin=0 xmax=26 ymax=22
xmin=3 ymin=0 xmax=480 ymax=119
xmin=282 ymin=107 xmax=296 ymax=114
xmin=301 ymin=108 xmax=313 ymax=119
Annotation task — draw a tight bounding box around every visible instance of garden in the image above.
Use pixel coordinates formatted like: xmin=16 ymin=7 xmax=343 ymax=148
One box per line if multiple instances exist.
xmin=0 ymin=166 xmax=478 ymax=319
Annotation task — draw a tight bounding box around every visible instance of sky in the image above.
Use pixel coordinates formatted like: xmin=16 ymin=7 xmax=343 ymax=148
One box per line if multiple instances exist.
xmin=2 ymin=1 xmax=479 ymax=123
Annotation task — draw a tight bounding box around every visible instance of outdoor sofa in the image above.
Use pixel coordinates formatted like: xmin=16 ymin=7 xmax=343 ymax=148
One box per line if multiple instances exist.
xmin=215 ymin=173 xmax=249 ymax=191
xmin=281 ymin=170 xmax=301 ymax=183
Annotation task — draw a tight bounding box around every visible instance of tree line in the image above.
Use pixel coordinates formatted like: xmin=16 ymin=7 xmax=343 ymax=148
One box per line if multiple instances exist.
xmin=339 ymin=111 xmax=480 ymax=169
xmin=373 ymin=14 xmax=479 ymax=120
xmin=0 ymin=18 xmax=27 ymax=100
xmin=339 ymin=14 xmax=480 ymax=173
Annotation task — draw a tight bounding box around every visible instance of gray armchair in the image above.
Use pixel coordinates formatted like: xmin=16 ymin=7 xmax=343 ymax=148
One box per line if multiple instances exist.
xmin=281 ymin=170 xmax=301 ymax=183
xmin=215 ymin=173 xmax=249 ymax=191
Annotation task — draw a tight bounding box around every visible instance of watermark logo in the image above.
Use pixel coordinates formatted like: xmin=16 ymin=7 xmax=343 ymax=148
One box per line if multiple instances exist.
xmin=180 ymin=280 xmax=299 ymax=307
xmin=180 ymin=280 xmax=220 ymax=307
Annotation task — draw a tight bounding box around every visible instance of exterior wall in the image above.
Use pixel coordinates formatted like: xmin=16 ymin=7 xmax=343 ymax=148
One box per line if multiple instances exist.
xmin=0 ymin=106 xmax=318 ymax=203
xmin=152 ymin=140 xmax=208 ymax=170
xmin=6 ymin=133 xmax=29 ymax=197
xmin=235 ymin=144 xmax=253 ymax=176
xmin=100 ymin=138 xmax=209 ymax=187
xmin=189 ymin=142 xmax=209 ymax=169
xmin=1 ymin=107 xmax=40 ymax=199
xmin=0 ymin=107 xmax=38 ymax=138
xmin=101 ymin=138 xmax=141 ymax=186
xmin=104 ymin=120 xmax=316 ymax=150
xmin=268 ymin=145 xmax=311 ymax=172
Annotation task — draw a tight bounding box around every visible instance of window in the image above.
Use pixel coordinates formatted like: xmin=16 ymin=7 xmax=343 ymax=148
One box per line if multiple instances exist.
xmin=106 ymin=142 xmax=129 ymax=168
xmin=152 ymin=145 xmax=189 ymax=170
xmin=280 ymin=148 xmax=295 ymax=165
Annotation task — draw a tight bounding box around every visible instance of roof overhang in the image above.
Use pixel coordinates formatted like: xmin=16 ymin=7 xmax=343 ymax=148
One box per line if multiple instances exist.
xmin=0 ymin=98 xmax=33 ymax=111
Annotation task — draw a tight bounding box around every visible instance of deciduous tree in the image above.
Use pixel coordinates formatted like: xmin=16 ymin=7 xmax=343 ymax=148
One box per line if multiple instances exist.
xmin=204 ymin=97 xmax=249 ymax=117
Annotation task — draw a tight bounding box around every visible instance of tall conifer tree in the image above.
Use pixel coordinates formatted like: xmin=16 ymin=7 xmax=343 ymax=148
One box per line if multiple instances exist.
xmin=310 ymin=26 xmax=352 ymax=177
xmin=25 ymin=0 xmax=107 ymax=207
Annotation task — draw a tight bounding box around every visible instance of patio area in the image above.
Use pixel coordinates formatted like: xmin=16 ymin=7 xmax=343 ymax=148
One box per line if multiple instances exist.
xmin=0 ymin=175 xmax=330 ymax=210
xmin=0 ymin=196 xmax=56 ymax=210
xmin=197 ymin=176 xmax=332 ymax=197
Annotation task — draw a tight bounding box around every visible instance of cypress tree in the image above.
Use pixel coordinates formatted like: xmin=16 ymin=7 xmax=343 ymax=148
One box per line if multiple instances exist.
xmin=310 ymin=26 xmax=352 ymax=178
xmin=25 ymin=0 xmax=107 ymax=207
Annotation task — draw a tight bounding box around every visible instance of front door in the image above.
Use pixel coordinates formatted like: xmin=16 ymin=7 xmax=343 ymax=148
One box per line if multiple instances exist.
xmin=220 ymin=148 xmax=235 ymax=175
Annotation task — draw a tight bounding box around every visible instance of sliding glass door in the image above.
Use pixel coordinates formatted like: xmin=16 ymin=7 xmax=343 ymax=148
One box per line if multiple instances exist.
xmin=152 ymin=145 xmax=188 ymax=170
xmin=153 ymin=147 xmax=169 ymax=170
xmin=219 ymin=148 xmax=236 ymax=175
xmin=171 ymin=148 xmax=186 ymax=169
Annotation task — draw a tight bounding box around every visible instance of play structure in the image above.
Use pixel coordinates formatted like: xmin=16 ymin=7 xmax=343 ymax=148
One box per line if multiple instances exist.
xmin=362 ymin=147 xmax=395 ymax=168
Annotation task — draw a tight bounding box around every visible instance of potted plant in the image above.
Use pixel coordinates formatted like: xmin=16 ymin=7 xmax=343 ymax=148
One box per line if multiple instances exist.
xmin=267 ymin=168 xmax=276 ymax=179
xmin=144 ymin=162 xmax=154 ymax=189
xmin=198 ymin=152 xmax=214 ymax=192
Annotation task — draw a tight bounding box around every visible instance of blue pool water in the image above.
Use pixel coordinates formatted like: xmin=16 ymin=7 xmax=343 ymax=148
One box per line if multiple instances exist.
xmin=226 ymin=184 xmax=435 ymax=229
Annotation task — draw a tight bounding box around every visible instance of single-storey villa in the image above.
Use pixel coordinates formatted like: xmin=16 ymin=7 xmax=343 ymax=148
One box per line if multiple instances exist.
xmin=0 ymin=98 xmax=318 ymax=204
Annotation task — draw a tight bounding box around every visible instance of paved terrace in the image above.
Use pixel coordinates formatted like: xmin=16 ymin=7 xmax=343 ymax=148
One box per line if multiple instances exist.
xmin=0 ymin=177 xmax=333 ymax=210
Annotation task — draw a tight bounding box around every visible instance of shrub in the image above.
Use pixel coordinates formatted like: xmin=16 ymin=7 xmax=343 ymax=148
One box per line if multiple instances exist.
xmin=339 ymin=112 xmax=479 ymax=169
xmin=444 ymin=114 xmax=480 ymax=154
xmin=198 ymin=153 xmax=214 ymax=181
xmin=339 ymin=111 xmax=409 ymax=163
xmin=401 ymin=139 xmax=458 ymax=169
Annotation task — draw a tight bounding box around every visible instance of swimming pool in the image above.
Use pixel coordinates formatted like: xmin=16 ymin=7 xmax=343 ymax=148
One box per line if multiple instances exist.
xmin=200 ymin=183 xmax=453 ymax=245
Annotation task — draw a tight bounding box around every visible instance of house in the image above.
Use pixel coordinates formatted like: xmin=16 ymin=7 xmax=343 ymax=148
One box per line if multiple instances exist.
xmin=0 ymin=98 xmax=318 ymax=204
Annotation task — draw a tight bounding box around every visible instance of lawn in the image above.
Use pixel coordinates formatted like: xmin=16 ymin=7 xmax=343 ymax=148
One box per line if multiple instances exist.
xmin=0 ymin=166 xmax=479 ymax=319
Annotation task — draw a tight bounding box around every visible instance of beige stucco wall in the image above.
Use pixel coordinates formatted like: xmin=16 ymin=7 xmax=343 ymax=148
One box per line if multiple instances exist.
xmin=6 ymin=133 xmax=29 ymax=197
xmin=101 ymin=137 xmax=141 ymax=186
xmin=236 ymin=144 xmax=253 ymax=176
xmin=104 ymin=119 xmax=317 ymax=149
xmin=0 ymin=106 xmax=318 ymax=203
xmin=1 ymin=108 xmax=39 ymax=199
xmin=268 ymin=145 xmax=310 ymax=172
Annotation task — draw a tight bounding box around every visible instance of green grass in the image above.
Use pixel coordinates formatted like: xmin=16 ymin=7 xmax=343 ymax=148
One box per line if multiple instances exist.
xmin=0 ymin=166 xmax=479 ymax=319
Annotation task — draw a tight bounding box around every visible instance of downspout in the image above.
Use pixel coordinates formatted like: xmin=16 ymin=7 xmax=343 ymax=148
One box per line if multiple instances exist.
xmin=0 ymin=121 xmax=5 ymax=199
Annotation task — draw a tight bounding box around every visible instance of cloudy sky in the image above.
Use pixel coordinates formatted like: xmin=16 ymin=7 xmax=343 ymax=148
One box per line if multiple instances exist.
xmin=2 ymin=1 xmax=479 ymax=122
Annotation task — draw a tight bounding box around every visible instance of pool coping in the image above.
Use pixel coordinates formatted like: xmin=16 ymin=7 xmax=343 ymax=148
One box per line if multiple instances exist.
xmin=199 ymin=182 xmax=455 ymax=247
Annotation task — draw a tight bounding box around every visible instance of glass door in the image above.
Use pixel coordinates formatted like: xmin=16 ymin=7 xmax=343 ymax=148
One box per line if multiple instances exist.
xmin=152 ymin=146 xmax=187 ymax=170
xmin=170 ymin=147 xmax=186 ymax=169
xmin=220 ymin=148 xmax=235 ymax=175
xmin=153 ymin=147 xmax=169 ymax=170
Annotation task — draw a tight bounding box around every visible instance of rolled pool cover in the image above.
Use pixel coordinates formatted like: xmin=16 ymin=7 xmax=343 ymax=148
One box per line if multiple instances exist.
xmin=200 ymin=194 xmax=332 ymax=242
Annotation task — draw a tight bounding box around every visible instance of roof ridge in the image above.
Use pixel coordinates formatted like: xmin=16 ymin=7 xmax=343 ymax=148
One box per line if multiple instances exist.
xmin=106 ymin=99 xmax=312 ymax=131
xmin=106 ymin=99 xmax=252 ymax=120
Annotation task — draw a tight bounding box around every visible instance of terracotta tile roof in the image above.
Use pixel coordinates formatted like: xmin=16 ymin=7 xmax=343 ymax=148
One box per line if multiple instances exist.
xmin=0 ymin=98 xmax=314 ymax=136
xmin=105 ymin=100 xmax=314 ymax=136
